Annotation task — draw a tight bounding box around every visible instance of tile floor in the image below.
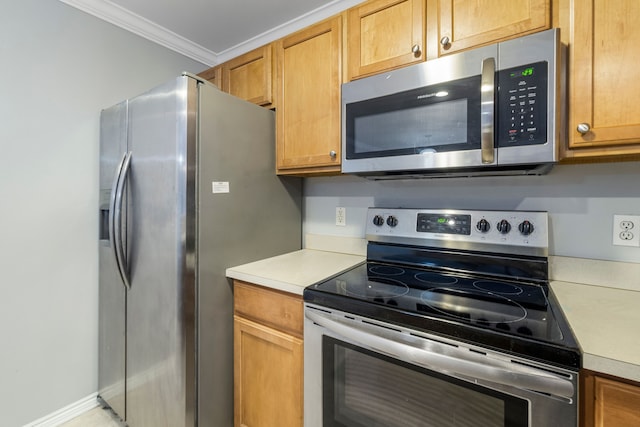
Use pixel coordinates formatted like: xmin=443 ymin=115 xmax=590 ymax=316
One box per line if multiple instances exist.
xmin=60 ymin=407 xmax=123 ymax=427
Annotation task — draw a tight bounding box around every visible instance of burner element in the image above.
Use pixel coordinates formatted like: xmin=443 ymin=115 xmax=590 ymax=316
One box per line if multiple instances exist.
xmin=420 ymin=287 xmax=527 ymax=324
xmin=414 ymin=272 xmax=459 ymax=286
xmin=339 ymin=277 xmax=409 ymax=299
xmin=368 ymin=265 xmax=405 ymax=276
xmin=473 ymin=281 xmax=523 ymax=295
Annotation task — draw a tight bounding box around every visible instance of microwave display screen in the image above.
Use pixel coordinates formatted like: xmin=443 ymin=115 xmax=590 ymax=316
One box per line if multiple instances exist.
xmin=509 ymin=66 xmax=535 ymax=78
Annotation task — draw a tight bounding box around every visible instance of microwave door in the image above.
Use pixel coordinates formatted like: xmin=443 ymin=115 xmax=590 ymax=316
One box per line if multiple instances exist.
xmin=341 ymin=44 xmax=499 ymax=175
xmin=342 ymin=82 xmax=490 ymax=174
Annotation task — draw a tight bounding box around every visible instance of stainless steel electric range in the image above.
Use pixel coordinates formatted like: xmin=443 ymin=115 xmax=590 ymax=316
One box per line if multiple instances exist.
xmin=303 ymin=208 xmax=581 ymax=427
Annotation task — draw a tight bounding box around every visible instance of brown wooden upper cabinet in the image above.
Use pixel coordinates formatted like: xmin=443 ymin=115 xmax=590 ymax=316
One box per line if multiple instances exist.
xmin=425 ymin=0 xmax=550 ymax=59
xmin=557 ymin=0 xmax=640 ymax=161
xmin=275 ymin=15 xmax=343 ymax=176
xmin=347 ymin=0 xmax=426 ymax=80
xmin=197 ymin=66 xmax=222 ymax=89
xmin=222 ymin=44 xmax=274 ymax=108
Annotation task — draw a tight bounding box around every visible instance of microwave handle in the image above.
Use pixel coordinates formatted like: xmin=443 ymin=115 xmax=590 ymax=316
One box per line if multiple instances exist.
xmin=481 ymin=57 xmax=495 ymax=164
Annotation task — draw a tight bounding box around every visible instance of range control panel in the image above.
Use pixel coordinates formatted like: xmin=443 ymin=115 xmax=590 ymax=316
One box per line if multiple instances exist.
xmin=366 ymin=208 xmax=548 ymax=253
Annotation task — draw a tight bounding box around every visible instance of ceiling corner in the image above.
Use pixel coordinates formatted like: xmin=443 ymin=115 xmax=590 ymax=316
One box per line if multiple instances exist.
xmin=215 ymin=0 xmax=365 ymax=63
xmin=59 ymin=0 xmax=217 ymax=66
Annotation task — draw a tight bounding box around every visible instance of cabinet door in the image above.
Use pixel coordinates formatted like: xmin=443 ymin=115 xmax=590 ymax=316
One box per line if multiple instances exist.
xmin=222 ymin=44 xmax=274 ymax=107
xmin=427 ymin=0 xmax=550 ymax=58
xmin=594 ymin=376 xmax=640 ymax=427
xmin=234 ymin=316 xmax=303 ymax=427
xmin=198 ymin=66 xmax=222 ymax=89
xmin=559 ymin=0 xmax=640 ymax=160
xmin=347 ymin=0 xmax=425 ymax=80
xmin=275 ymin=15 xmax=342 ymax=175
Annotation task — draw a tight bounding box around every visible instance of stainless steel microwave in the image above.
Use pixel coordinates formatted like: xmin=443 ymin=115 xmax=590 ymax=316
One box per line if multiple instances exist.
xmin=341 ymin=29 xmax=564 ymax=179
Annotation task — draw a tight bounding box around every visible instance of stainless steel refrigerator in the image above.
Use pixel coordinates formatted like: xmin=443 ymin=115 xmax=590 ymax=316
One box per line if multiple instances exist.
xmin=98 ymin=73 xmax=301 ymax=427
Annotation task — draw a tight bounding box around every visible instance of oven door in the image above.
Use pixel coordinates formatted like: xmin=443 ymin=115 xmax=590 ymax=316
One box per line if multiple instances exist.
xmin=304 ymin=304 xmax=577 ymax=427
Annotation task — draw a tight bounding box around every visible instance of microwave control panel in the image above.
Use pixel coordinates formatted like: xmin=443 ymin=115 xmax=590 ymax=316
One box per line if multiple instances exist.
xmin=497 ymin=61 xmax=548 ymax=147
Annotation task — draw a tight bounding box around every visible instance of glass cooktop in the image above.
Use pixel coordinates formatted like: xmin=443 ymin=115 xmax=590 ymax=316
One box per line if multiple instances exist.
xmin=305 ymin=261 xmax=580 ymax=369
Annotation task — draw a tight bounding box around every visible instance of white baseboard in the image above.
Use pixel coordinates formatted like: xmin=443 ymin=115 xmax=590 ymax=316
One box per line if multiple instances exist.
xmin=24 ymin=393 xmax=99 ymax=427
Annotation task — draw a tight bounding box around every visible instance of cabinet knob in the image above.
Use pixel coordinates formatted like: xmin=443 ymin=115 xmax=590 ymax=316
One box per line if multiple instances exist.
xmin=411 ymin=44 xmax=421 ymax=57
xmin=329 ymin=150 xmax=337 ymax=158
xmin=577 ymin=123 xmax=591 ymax=135
xmin=440 ymin=36 xmax=451 ymax=47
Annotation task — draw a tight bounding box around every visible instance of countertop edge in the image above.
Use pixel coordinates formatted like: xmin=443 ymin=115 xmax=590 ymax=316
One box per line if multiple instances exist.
xmin=582 ymin=353 xmax=640 ymax=383
xmin=226 ymin=270 xmax=308 ymax=296
xmin=226 ymin=249 xmax=366 ymax=297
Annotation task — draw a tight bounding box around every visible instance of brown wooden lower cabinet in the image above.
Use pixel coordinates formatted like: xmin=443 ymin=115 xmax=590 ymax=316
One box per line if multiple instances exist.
xmin=233 ymin=280 xmax=303 ymax=427
xmin=581 ymin=370 xmax=640 ymax=427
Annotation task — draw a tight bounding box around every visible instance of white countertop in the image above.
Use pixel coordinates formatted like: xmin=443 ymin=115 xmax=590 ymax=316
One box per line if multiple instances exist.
xmin=549 ymin=256 xmax=640 ymax=382
xmin=226 ymin=248 xmax=365 ymax=296
xmin=551 ymin=280 xmax=640 ymax=382
xmin=227 ymin=237 xmax=640 ymax=383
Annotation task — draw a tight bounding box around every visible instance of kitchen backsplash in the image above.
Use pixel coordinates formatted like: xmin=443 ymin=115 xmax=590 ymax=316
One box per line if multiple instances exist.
xmin=302 ymin=161 xmax=640 ymax=264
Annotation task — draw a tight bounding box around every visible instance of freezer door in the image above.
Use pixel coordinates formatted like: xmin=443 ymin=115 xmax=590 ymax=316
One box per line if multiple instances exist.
xmin=125 ymin=76 xmax=196 ymax=427
xmin=98 ymin=101 xmax=128 ymax=420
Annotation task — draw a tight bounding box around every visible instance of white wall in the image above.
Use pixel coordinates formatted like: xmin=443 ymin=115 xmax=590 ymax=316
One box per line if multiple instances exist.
xmin=0 ymin=1 xmax=206 ymax=425
xmin=303 ymin=161 xmax=640 ymax=264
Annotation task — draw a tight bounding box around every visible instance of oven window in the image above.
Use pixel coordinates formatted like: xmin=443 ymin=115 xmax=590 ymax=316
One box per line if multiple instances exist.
xmin=344 ymin=75 xmax=481 ymax=159
xmin=322 ymin=337 xmax=527 ymax=427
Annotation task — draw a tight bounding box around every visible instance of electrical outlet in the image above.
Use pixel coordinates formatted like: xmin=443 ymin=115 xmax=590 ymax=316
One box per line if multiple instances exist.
xmin=612 ymin=215 xmax=640 ymax=247
xmin=336 ymin=207 xmax=346 ymax=226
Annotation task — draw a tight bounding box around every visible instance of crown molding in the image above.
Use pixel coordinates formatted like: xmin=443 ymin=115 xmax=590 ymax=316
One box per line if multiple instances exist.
xmin=59 ymin=0 xmax=217 ymax=66
xmin=215 ymin=0 xmax=365 ymax=64
xmin=60 ymin=0 xmax=365 ymax=67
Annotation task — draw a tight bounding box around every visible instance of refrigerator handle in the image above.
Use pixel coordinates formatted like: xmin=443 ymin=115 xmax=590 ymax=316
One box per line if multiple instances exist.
xmin=109 ymin=151 xmax=132 ymax=290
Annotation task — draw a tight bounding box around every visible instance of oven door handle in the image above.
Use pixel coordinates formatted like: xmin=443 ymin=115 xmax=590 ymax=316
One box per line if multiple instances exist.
xmin=306 ymin=310 xmax=575 ymax=400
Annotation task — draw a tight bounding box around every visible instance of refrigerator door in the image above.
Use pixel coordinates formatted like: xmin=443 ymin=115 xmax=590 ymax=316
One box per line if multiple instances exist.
xmin=125 ymin=76 xmax=196 ymax=427
xmin=196 ymin=80 xmax=302 ymax=426
xmin=98 ymin=101 xmax=128 ymax=419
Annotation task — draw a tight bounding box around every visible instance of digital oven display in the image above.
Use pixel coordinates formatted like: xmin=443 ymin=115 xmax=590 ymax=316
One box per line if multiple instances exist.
xmin=417 ymin=213 xmax=471 ymax=235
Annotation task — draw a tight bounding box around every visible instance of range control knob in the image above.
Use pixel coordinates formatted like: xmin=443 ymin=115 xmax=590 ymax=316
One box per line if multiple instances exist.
xmin=373 ymin=215 xmax=385 ymax=226
xmin=386 ymin=215 xmax=398 ymax=227
xmin=476 ymin=218 xmax=490 ymax=233
xmin=497 ymin=219 xmax=511 ymax=234
xmin=518 ymin=220 xmax=534 ymax=236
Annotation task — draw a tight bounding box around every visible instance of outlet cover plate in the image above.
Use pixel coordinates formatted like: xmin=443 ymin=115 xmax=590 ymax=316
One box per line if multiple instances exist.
xmin=336 ymin=207 xmax=346 ymax=226
xmin=613 ymin=215 xmax=640 ymax=247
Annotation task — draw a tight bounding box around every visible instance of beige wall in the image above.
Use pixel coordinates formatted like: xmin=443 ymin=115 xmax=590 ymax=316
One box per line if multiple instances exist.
xmin=0 ymin=1 xmax=206 ymax=425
